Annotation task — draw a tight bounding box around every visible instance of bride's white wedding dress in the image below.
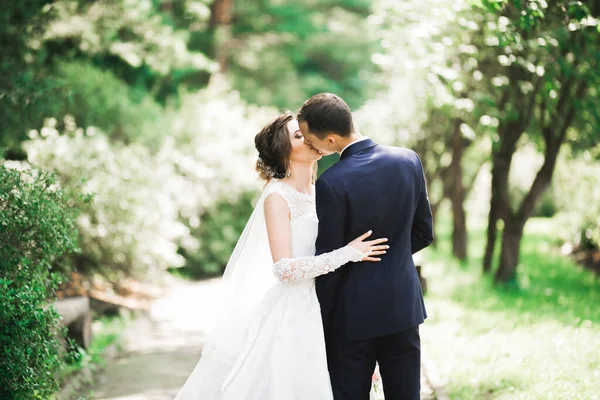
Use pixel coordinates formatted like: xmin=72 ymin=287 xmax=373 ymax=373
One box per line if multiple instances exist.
xmin=174 ymin=180 xmax=367 ymax=400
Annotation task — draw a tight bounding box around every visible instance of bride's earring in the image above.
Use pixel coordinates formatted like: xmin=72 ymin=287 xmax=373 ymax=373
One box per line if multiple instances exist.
xmin=287 ymin=161 xmax=292 ymax=177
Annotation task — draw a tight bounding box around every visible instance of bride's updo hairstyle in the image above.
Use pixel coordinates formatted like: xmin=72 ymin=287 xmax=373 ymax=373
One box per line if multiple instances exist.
xmin=255 ymin=111 xmax=294 ymax=181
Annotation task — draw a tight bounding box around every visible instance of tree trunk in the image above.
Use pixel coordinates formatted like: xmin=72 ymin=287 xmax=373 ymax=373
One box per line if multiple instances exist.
xmin=483 ymin=75 xmax=543 ymax=273
xmin=450 ymin=120 xmax=467 ymax=260
xmin=483 ymin=117 xmax=532 ymax=272
xmin=452 ymin=197 xmax=467 ymax=260
xmin=493 ymin=79 xmax=587 ymax=283
xmin=209 ymin=0 xmax=233 ymax=72
xmin=209 ymin=0 xmax=233 ymax=27
xmin=494 ymin=217 xmax=525 ymax=283
xmin=483 ymin=189 xmax=499 ymax=272
xmin=483 ymin=151 xmax=512 ymax=272
xmin=430 ymin=201 xmax=440 ymax=249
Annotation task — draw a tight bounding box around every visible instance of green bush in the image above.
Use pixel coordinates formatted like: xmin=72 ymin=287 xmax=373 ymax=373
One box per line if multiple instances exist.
xmin=181 ymin=190 xmax=257 ymax=277
xmin=0 ymin=165 xmax=80 ymax=399
xmin=56 ymin=61 xmax=169 ymax=151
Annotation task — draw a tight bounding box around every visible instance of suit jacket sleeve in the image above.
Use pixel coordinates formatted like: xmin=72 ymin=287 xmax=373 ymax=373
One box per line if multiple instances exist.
xmin=411 ymin=152 xmax=434 ymax=254
xmin=314 ymin=177 xmax=347 ymax=331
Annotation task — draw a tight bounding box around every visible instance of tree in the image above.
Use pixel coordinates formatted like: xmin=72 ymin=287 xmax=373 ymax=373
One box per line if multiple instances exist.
xmin=0 ymin=0 xmax=217 ymax=157
xmin=355 ymin=0 xmax=487 ymax=259
xmin=0 ymin=1 xmax=58 ymax=159
xmin=225 ymin=0 xmax=380 ymax=109
xmin=480 ymin=0 xmax=600 ymax=283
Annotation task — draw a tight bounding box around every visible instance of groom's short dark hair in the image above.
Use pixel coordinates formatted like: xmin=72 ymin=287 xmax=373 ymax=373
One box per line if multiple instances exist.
xmin=297 ymin=93 xmax=354 ymax=138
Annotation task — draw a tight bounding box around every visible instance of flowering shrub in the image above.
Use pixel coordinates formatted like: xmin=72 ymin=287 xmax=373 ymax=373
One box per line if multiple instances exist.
xmin=168 ymin=81 xmax=277 ymax=275
xmin=22 ymin=81 xmax=278 ymax=279
xmin=24 ymin=119 xmax=191 ymax=280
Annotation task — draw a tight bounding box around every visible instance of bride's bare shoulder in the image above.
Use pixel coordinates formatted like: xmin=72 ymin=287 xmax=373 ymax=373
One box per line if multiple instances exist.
xmin=264 ymin=186 xmax=290 ymax=219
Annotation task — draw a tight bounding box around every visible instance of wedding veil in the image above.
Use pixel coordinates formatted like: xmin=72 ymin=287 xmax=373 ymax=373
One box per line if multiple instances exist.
xmin=174 ymin=180 xmax=279 ymax=399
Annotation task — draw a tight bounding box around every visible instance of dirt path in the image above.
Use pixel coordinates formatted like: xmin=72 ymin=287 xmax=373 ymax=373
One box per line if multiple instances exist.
xmin=92 ymin=279 xmax=436 ymax=399
xmin=92 ymin=279 xmax=220 ymax=400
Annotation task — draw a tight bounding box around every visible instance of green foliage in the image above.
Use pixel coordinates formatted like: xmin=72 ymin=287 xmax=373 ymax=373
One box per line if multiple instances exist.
xmin=182 ymin=191 xmax=257 ymax=277
xmin=43 ymin=0 xmax=217 ymax=102
xmin=1 ymin=0 xmax=216 ymax=157
xmin=227 ymin=0 xmax=380 ymax=109
xmin=55 ymin=61 xmax=168 ymax=150
xmin=0 ymin=165 xmax=80 ymax=399
xmin=0 ymin=1 xmax=61 ymax=157
xmin=58 ymin=314 xmax=130 ymax=385
xmin=2 ymin=0 xmax=380 ymax=162
xmin=360 ymin=0 xmax=599 ymax=177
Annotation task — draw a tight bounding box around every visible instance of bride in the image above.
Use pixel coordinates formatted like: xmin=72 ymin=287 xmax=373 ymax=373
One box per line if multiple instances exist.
xmin=174 ymin=111 xmax=389 ymax=399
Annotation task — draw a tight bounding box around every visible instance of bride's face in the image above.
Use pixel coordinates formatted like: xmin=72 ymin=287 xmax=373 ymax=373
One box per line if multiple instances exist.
xmin=287 ymin=119 xmax=322 ymax=163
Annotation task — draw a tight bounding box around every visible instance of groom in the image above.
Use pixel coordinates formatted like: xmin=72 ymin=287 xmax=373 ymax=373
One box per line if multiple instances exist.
xmin=297 ymin=93 xmax=433 ymax=400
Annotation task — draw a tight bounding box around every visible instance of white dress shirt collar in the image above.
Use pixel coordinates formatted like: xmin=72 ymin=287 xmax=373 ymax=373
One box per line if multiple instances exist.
xmin=340 ymin=136 xmax=370 ymax=156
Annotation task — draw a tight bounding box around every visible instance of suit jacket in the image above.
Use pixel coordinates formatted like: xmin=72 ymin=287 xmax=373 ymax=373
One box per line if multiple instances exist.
xmin=315 ymin=138 xmax=433 ymax=341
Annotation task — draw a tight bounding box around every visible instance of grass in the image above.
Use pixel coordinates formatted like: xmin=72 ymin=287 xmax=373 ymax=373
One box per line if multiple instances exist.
xmin=421 ymin=215 xmax=600 ymax=400
xmin=88 ymin=315 xmax=130 ymax=363
xmin=59 ymin=314 xmax=130 ymax=387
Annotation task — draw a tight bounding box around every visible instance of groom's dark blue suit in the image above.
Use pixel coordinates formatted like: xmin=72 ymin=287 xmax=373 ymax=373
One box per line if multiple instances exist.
xmin=315 ymin=138 xmax=433 ymax=400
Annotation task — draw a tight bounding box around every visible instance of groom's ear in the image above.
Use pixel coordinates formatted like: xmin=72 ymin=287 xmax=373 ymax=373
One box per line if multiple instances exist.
xmin=326 ymin=134 xmax=338 ymax=146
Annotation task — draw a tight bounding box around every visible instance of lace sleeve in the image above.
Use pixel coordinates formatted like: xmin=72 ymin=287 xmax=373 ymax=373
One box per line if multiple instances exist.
xmin=272 ymin=246 xmax=366 ymax=283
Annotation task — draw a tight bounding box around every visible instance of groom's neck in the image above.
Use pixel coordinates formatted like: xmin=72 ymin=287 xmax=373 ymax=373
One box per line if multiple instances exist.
xmin=336 ymin=132 xmax=363 ymax=154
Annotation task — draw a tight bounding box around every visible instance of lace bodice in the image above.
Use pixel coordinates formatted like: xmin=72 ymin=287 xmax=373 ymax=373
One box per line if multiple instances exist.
xmin=264 ymin=181 xmax=365 ymax=283
xmin=263 ymin=181 xmax=319 ymax=258
xmin=263 ymin=180 xmax=317 ymax=221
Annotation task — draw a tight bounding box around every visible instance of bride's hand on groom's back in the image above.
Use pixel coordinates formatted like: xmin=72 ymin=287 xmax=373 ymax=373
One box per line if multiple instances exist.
xmin=349 ymin=231 xmax=389 ymax=262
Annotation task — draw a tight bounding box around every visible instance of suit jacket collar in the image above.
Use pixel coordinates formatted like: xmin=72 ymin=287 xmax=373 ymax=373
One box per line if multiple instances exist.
xmin=339 ymin=138 xmax=378 ymax=161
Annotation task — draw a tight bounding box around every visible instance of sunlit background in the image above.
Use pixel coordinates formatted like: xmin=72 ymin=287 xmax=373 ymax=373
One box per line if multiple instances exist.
xmin=1 ymin=0 xmax=599 ymax=399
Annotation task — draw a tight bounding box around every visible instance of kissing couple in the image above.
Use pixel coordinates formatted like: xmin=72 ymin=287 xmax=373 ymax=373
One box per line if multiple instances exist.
xmin=174 ymin=93 xmax=433 ymax=400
